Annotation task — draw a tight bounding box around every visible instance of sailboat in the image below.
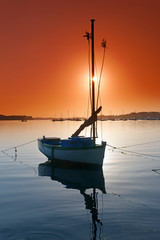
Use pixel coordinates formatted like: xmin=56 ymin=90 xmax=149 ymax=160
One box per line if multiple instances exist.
xmin=38 ymin=19 xmax=106 ymax=166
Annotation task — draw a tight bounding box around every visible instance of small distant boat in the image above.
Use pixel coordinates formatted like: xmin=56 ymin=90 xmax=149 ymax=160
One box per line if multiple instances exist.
xmin=52 ymin=118 xmax=64 ymax=122
xmin=21 ymin=119 xmax=27 ymax=122
xmin=38 ymin=19 xmax=106 ymax=166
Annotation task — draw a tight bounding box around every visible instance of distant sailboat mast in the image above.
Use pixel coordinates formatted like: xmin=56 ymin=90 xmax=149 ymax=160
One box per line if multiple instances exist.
xmin=91 ymin=19 xmax=96 ymax=145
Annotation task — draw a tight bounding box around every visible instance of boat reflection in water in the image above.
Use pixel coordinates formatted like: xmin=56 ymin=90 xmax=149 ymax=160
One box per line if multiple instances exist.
xmin=38 ymin=160 xmax=106 ymax=240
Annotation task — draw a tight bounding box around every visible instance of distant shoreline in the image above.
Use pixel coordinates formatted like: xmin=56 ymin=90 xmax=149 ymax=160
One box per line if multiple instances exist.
xmin=0 ymin=112 xmax=160 ymax=121
xmin=0 ymin=115 xmax=33 ymax=121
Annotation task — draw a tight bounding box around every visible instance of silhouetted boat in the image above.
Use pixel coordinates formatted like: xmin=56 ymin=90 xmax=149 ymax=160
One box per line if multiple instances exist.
xmin=38 ymin=19 xmax=106 ymax=166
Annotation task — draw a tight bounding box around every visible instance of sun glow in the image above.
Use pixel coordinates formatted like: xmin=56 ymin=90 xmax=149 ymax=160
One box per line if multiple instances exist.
xmin=93 ymin=76 xmax=97 ymax=82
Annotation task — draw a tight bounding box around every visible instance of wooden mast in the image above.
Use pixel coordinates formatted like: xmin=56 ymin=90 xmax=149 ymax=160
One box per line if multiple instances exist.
xmin=91 ymin=19 xmax=96 ymax=145
xmin=72 ymin=19 xmax=98 ymax=142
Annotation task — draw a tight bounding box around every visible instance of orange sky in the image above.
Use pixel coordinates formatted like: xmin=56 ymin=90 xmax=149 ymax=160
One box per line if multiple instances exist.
xmin=0 ymin=0 xmax=160 ymax=117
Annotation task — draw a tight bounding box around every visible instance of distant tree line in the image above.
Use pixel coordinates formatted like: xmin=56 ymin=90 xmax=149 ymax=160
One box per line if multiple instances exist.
xmin=0 ymin=115 xmax=33 ymax=121
xmin=98 ymin=112 xmax=160 ymax=120
xmin=1 ymin=112 xmax=160 ymax=121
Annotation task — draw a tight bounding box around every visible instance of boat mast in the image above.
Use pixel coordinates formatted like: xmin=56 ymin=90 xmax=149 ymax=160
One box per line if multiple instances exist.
xmin=91 ymin=19 xmax=96 ymax=145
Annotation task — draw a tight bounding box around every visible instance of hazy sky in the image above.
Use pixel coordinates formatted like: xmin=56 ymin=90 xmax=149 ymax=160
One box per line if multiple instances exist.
xmin=0 ymin=0 xmax=160 ymax=117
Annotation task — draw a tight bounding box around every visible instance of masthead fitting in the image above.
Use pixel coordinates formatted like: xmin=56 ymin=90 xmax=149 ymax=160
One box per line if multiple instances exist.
xmin=101 ymin=38 xmax=107 ymax=48
xmin=83 ymin=31 xmax=90 ymax=40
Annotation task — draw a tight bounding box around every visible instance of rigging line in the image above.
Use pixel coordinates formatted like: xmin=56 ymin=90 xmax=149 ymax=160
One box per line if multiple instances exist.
xmin=88 ymin=37 xmax=92 ymax=107
xmin=85 ymin=36 xmax=92 ymax=139
xmin=107 ymin=143 xmax=160 ymax=158
xmin=93 ymin=57 xmax=98 ymax=138
xmin=85 ymin=95 xmax=90 ymax=136
xmin=99 ymin=95 xmax=103 ymax=142
xmin=120 ymin=140 xmax=160 ymax=149
xmin=1 ymin=139 xmax=37 ymax=153
xmin=96 ymin=47 xmax=106 ymax=109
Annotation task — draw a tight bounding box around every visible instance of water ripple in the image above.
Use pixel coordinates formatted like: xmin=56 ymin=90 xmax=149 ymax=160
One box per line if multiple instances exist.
xmin=0 ymin=228 xmax=63 ymax=240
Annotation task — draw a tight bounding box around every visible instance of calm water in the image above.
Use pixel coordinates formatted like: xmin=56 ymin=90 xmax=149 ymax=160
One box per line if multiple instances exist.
xmin=0 ymin=120 xmax=160 ymax=240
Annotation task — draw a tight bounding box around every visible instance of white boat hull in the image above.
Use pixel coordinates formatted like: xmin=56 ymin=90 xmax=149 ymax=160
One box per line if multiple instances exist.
xmin=38 ymin=139 xmax=106 ymax=166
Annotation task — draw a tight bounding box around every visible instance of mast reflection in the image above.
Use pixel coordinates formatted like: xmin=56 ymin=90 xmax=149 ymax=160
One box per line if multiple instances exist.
xmin=38 ymin=161 xmax=106 ymax=240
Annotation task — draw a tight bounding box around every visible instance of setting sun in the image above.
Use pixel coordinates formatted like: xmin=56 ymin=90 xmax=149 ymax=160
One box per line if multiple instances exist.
xmin=93 ymin=76 xmax=97 ymax=83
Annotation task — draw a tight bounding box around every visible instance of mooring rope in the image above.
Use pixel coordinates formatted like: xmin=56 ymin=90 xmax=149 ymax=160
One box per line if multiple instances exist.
xmin=1 ymin=139 xmax=38 ymax=175
xmin=120 ymin=140 xmax=160 ymax=149
xmin=152 ymin=169 xmax=160 ymax=174
xmin=106 ymin=143 xmax=160 ymax=159
xmin=1 ymin=139 xmax=37 ymax=153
